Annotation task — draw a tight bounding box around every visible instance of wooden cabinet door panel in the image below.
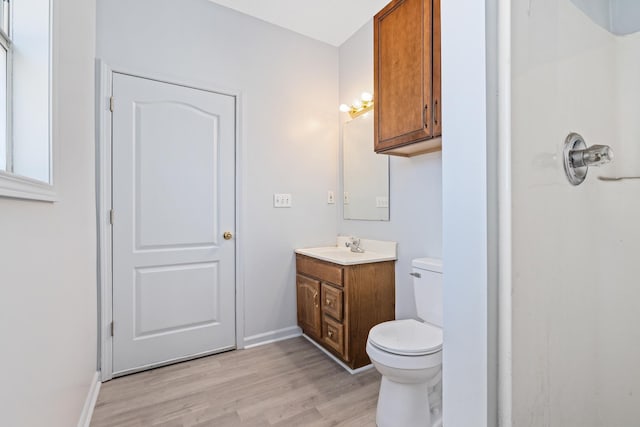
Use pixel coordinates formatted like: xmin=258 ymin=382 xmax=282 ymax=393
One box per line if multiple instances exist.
xmin=296 ymin=274 xmax=321 ymax=338
xmin=375 ymin=0 xmax=433 ymax=151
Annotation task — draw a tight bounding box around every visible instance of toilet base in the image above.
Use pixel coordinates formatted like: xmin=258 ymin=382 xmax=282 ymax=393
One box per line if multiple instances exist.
xmin=376 ymin=376 xmax=431 ymax=427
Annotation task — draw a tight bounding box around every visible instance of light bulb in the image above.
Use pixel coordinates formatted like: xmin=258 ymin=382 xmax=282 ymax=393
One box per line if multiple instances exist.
xmin=339 ymin=104 xmax=350 ymax=113
xmin=361 ymin=92 xmax=373 ymax=102
xmin=353 ymin=99 xmax=363 ymax=109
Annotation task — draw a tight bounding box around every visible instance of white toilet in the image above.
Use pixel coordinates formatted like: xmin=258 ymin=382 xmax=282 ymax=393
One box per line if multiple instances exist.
xmin=366 ymin=257 xmax=443 ymax=427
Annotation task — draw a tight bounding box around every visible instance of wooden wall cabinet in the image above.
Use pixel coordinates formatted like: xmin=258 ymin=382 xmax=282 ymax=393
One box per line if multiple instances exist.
xmin=296 ymin=254 xmax=395 ymax=369
xmin=374 ymin=0 xmax=441 ymax=157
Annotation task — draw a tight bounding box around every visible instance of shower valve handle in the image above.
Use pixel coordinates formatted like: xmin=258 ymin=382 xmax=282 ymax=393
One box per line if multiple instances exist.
xmin=563 ymin=133 xmax=614 ymax=186
xmin=569 ymin=144 xmax=614 ymax=168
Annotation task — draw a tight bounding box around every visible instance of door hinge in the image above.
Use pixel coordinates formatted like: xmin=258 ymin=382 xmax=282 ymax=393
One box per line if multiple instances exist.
xmin=110 ymin=321 xmax=114 ymax=337
xmin=109 ymin=96 xmax=115 ymax=112
xmin=109 ymin=209 xmax=114 ymax=225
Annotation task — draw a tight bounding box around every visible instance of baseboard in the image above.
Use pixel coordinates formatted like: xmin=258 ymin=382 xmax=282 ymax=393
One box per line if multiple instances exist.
xmin=302 ymin=334 xmax=374 ymax=375
xmin=243 ymin=326 xmax=302 ymax=349
xmin=77 ymin=371 xmax=101 ymax=427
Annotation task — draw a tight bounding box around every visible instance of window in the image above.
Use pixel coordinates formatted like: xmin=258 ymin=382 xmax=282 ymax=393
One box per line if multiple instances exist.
xmin=0 ymin=0 xmax=53 ymax=201
xmin=0 ymin=0 xmax=10 ymax=172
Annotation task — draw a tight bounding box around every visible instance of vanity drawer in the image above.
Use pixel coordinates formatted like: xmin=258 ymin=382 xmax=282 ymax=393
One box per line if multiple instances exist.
xmin=296 ymin=255 xmax=343 ymax=287
xmin=322 ymin=315 xmax=344 ymax=355
xmin=321 ymin=283 xmax=343 ymax=321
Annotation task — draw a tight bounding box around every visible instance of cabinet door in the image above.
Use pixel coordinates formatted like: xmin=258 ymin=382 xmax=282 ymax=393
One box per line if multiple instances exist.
xmin=374 ymin=0 xmax=434 ymax=152
xmin=296 ymin=274 xmax=321 ymax=338
xmin=432 ymin=0 xmax=441 ymax=136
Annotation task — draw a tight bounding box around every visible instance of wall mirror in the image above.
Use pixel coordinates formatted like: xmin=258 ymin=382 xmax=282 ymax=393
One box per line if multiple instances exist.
xmin=343 ymin=111 xmax=390 ymax=221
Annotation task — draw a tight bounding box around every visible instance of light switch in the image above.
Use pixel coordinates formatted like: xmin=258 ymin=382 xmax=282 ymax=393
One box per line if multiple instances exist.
xmin=274 ymin=193 xmax=292 ymax=208
xmin=343 ymin=192 xmax=350 ymax=205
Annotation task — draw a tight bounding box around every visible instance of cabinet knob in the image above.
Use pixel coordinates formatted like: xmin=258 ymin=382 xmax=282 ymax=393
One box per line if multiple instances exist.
xmin=328 ymin=330 xmax=334 ymax=338
xmin=326 ymin=299 xmax=331 ymax=305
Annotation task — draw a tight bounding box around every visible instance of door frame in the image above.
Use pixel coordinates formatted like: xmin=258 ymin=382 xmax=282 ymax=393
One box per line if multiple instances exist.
xmin=96 ymin=60 xmax=246 ymax=381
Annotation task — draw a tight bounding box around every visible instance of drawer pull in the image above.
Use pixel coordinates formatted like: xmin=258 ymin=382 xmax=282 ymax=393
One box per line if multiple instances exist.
xmin=313 ymin=292 xmax=318 ymax=308
xmin=424 ymin=104 xmax=429 ymax=128
xmin=409 ymin=272 xmax=421 ymax=278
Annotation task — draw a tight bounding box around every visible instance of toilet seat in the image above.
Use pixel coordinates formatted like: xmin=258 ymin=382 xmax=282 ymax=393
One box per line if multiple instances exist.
xmin=368 ymin=319 xmax=442 ymax=356
xmin=366 ymin=340 xmax=442 ymax=371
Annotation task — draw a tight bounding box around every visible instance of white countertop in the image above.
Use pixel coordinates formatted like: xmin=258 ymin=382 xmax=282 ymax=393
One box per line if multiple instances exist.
xmin=295 ymin=236 xmax=397 ymax=266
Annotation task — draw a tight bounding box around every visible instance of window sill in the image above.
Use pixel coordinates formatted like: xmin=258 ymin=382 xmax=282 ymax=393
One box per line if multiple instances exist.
xmin=0 ymin=171 xmax=57 ymax=202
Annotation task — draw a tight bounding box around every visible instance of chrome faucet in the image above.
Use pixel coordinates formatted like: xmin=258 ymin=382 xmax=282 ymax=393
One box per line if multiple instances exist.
xmin=345 ymin=237 xmax=365 ymax=253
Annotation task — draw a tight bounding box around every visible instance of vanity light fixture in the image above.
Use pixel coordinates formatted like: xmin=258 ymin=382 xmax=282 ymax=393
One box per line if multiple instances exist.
xmin=339 ymin=92 xmax=374 ymax=118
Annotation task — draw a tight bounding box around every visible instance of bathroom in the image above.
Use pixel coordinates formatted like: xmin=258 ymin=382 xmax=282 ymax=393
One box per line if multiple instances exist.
xmin=2 ymin=0 xmax=640 ymax=426
xmin=97 ymin=0 xmax=443 ymax=423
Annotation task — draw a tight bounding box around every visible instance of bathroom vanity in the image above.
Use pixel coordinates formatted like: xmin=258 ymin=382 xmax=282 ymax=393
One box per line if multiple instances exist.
xmin=295 ymin=238 xmax=396 ymax=370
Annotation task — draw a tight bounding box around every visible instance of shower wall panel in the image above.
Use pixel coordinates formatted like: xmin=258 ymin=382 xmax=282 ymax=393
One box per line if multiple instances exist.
xmin=511 ymin=1 xmax=640 ymax=425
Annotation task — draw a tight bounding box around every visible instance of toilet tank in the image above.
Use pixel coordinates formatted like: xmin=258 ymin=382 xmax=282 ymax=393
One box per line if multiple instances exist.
xmin=412 ymin=257 xmax=443 ymax=327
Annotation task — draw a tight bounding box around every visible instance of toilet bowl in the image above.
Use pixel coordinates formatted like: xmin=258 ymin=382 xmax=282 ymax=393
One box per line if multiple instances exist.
xmin=366 ymin=258 xmax=443 ymax=427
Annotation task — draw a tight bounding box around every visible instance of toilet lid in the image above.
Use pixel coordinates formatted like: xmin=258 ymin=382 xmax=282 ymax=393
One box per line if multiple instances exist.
xmin=368 ymin=319 xmax=442 ymax=356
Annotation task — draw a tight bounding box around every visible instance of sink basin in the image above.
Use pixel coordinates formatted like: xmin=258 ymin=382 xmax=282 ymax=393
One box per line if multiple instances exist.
xmin=295 ymin=237 xmax=397 ymax=266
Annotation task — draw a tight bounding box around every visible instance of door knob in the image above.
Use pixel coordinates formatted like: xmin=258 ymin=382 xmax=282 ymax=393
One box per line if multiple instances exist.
xmin=223 ymin=231 xmax=233 ymax=240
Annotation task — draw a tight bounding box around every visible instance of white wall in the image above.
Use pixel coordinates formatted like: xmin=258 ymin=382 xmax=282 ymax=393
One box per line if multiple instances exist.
xmin=96 ymin=0 xmax=339 ymax=341
xmin=337 ymin=20 xmax=443 ymax=319
xmin=598 ymin=32 xmax=640 ymax=422
xmin=441 ymin=0 xmax=497 ymax=424
xmin=0 ymin=0 xmax=98 ymax=425
xmin=511 ymin=1 xmax=640 ymax=425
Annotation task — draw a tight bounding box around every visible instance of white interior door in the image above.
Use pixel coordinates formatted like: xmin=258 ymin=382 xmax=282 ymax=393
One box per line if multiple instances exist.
xmin=111 ymin=73 xmax=236 ymax=376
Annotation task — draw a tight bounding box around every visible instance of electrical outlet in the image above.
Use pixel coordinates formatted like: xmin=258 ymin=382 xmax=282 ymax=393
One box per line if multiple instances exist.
xmin=327 ymin=191 xmax=335 ymax=204
xmin=274 ymin=193 xmax=292 ymax=208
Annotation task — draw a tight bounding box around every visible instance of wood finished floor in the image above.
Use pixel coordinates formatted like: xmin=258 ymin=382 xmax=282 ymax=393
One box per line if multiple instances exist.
xmin=91 ymin=337 xmax=380 ymax=427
